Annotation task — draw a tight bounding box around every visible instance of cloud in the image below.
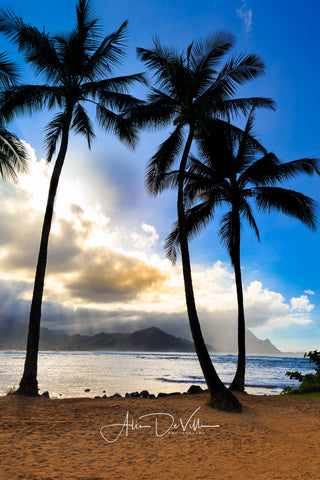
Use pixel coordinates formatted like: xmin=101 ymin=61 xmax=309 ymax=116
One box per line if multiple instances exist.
xmin=304 ymin=289 xmax=315 ymax=296
xmin=0 ymin=149 xmax=315 ymax=352
xmin=290 ymin=295 xmax=314 ymax=313
xmin=63 ymin=246 xmax=166 ymax=304
xmin=236 ymin=0 xmax=253 ymax=33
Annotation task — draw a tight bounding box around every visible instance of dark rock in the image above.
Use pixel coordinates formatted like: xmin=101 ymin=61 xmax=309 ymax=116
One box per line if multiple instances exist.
xmin=157 ymin=392 xmax=168 ymax=398
xmin=94 ymin=396 xmax=101 ymax=399
xmin=149 ymin=394 xmax=156 ymax=399
xmin=41 ymin=391 xmax=50 ymax=398
xmin=130 ymin=391 xmax=140 ymax=398
xmin=140 ymin=390 xmax=150 ymax=398
xmin=168 ymin=392 xmax=181 ymax=396
xmin=102 ymin=394 xmax=107 ymax=398
xmin=111 ymin=393 xmax=121 ymax=398
xmin=125 ymin=393 xmax=132 ymax=398
xmin=187 ymin=385 xmax=203 ymax=394
xmin=84 ymin=388 xmax=90 ymax=392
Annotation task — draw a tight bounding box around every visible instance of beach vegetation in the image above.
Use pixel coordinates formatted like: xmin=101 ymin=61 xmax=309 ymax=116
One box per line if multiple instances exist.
xmin=282 ymin=350 xmax=320 ymax=394
xmin=6 ymin=385 xmax=16 ymax=395
xmin=0 ymin=0 xmax=144 ymax=396
xmin=133 ymin=32 xmax=275 ymax=412
xmin=165 ymin=109 xmax=319 ymax=393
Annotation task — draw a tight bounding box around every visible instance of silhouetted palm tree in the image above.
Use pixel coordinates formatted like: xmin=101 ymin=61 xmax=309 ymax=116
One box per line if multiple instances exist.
xmin=135 ymin=34 xmax=275 ymax=411
xmin=0 ymin=52 xmax=28 ymax=180
xmin=0 ymin=0 xmax=144 ymax=396
xmin=165 ymin=109 xmax=319 ymax=392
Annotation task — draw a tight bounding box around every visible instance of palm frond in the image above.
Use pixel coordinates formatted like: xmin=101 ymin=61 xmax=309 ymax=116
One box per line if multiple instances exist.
xmin=274 ymin=158 xmax=320 ymax=181
xmin=83 ymin=20 xmax=130 ymax=78
xmin=210 ymin=53 xmax=265 ymax=98
xmin=0 ymin=51 xmax=19 ymax=87
xmin=0 ymin=85 xmax=63 ymax=122
xmin=96 ymin=103 xmax=138 ymax=147
xmin=59 ymin=0 xmax=98 ymax=75
xmin=0 ymin=8 xmax=61 ymax=81
xmin=74 ymin=0 xmax=98 ymax=45
xmin=165 ymin=200 xmax=215 ymax=263
xmin=127 ymin=88 xmax=177 ymax=129
xmin=82 ymin=73 xmax=147 ymax=97
xmin=145 ymin=125 xmax=184 ymax=195
xmin=235 ymin=106 xmax=261 ymax=170
xmin=239 ymin=199 xmax=260 ymax=240
xmin=137 ymin=39 xmax=183 ymax=95
xmin=254 ymin=186 xmax=318 ymax=230
xmin=238 ymin=152 xmax=280 ymax=187
xmin=0 ymin=127 xmax=29 ymax=181
xmin=71 ymin=103 xmax=95 ymax=148
xmin=219 ymin=210 xmax=234 ymax=259
xmin=212 ymin=97 xmax=275 ymax=119
xmin=190 ymin=31 xmax=235 ymax=72
xmin=44 ymin=112 xmax=68 ymax=162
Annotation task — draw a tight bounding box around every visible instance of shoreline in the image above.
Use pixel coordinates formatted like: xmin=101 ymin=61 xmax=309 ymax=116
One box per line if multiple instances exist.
xmin=1 ymin=392 xmax=319 ymax=479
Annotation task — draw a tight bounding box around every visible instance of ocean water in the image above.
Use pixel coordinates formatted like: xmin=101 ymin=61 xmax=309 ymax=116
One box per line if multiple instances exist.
xmin=0 ymin=351 xmax=314 ymax=398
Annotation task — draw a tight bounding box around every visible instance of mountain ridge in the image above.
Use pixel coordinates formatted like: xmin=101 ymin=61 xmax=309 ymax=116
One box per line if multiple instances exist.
xmin=0 ymin=324 xmax=282 ymax=354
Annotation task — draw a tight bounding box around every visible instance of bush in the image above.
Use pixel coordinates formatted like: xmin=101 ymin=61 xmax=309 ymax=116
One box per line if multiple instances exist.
xmin=282 ymin=350 xmax=320 ymax=394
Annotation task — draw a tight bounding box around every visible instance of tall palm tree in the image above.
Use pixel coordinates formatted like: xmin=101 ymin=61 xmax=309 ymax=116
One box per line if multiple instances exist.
xmin=0 ymin=0 xmax=145 ymax=396
xmin=0 ymin=52 xmax=29 ymax=181
xmin=165 ymin=109 xmax=319 ymax=392
xmin=134 ymin=34 xmax=275 ymax=411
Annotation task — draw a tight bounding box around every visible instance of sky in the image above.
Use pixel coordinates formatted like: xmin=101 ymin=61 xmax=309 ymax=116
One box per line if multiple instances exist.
xmin=0 ymin=0 xmax=320 ymax=352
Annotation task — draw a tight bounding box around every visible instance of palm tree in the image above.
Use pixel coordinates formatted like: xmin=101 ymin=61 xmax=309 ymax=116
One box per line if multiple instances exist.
xmin=165 ymin=109 xmax=319 ymax=392
xmin=0 ymin=52 xmax=29 ymax=181
xmin=134 ymin=34 xmax=275 ymax=411
xmin=0 ymin=0 xmax=145 ymax=396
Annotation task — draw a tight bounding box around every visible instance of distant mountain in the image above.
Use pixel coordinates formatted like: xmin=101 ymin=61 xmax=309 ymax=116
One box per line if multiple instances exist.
xmin=0 ymin=323 xmax=282 ymax=354
xmin=0 ymin=326 xmax=199 ymax=352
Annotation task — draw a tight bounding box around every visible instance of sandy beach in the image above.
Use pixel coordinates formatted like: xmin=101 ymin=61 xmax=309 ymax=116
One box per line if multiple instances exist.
xmin=0 ymin=392 xmax=319 ymax=480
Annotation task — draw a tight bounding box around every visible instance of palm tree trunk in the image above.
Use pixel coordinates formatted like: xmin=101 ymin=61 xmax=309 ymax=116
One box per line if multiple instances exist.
xmin=178 ymin=126 xmax=242 ymax=412
xmin=229 ymin=214 xmax=246 ymax=392
xmin=16 ymin=111 xmax=72 ymax=396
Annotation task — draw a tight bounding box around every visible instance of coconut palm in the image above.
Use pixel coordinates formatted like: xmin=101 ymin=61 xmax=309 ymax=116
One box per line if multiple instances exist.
xmin=0 ymin=0 xmax=145 ymax=396
xmin=0 ymin=52 xmax=29 ymax=180
xmin=135 ymin=34 xmax=275 ymax=411
xmin=165 ymin=109 xmax=319 ymax=392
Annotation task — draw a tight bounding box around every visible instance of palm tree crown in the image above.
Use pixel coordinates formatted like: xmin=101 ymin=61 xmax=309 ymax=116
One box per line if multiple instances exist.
xmin=165 ymin=109 xmax=319 ymax=261
xmin=135 ymin=34 xmax=274 ymax=194
xmin=0 ymin=0 xmax=145 ymax=156
xmin=0 ymin=52 xmax=29 ymax=181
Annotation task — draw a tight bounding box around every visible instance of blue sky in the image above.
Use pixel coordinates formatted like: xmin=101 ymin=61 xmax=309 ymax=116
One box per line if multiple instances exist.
xmin=0 ymin=0 xmax=319 ymax=352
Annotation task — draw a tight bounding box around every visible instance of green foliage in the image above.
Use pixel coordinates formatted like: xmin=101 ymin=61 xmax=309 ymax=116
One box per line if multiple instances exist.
xmin=282 ymin=350 xmax=320 ymax=394
xmin=6 ymin=385 xmax=16 ymax=395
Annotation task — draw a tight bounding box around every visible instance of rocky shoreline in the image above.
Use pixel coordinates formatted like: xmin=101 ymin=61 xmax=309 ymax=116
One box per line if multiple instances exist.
xmin=41 ymin=384 xmax=207 ymax=399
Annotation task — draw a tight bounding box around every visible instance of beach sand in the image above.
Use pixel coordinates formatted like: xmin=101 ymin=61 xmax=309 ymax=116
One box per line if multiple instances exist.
xmin=0 ymin=392 xmax=319 ymax=480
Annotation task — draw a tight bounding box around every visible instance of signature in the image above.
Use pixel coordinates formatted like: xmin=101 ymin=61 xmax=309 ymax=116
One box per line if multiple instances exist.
xmin=100 ymin=407 xmax=220 ymax=443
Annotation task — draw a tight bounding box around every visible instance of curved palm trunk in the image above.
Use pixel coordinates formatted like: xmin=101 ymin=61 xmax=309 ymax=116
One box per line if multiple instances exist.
xmin=229 ymin=214 xmax=246 ymax=392
xmin=16 ymin=111 xmax=72 ymax=396
xmin=178 ymin=126 xmax=242 ymax=412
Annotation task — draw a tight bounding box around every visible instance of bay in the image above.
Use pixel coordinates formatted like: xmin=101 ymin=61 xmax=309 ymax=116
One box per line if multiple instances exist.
xmin=0 ymin=351 xmax=313 ymax=398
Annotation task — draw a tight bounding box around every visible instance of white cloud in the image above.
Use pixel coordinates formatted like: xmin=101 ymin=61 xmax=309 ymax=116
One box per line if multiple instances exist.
xmin=304 ymin=289 xmax=315 ymax=295
xmin=290 ymin=295 xmax=314 ymax=313
xmin=236 ymin=0 xmax=253 ymax=33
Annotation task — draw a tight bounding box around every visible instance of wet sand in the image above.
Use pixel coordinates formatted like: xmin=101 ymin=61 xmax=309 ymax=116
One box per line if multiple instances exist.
xmin=0 ymin=392 xmax=319 ymax=479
